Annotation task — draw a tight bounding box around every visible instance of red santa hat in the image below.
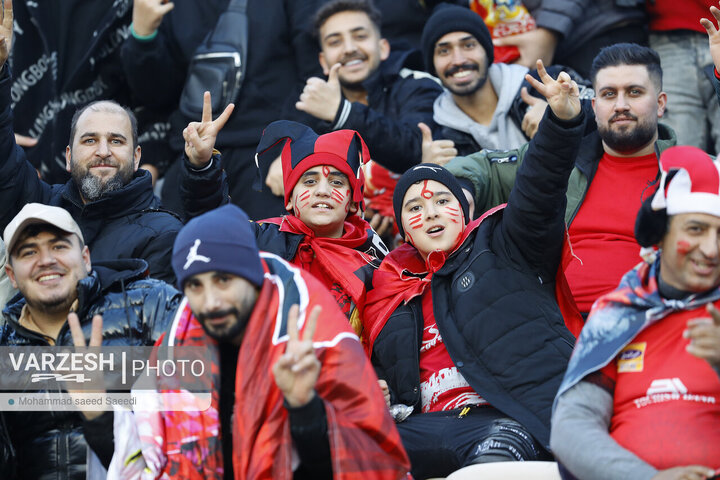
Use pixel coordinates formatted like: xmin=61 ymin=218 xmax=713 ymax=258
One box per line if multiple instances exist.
xmin=650 ymin=145 xmax=720 ymax=217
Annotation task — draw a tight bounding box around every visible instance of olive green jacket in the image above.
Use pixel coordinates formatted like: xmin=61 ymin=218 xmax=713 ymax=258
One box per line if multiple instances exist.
xmin=445 ymin=123 xmax=677 ymax=224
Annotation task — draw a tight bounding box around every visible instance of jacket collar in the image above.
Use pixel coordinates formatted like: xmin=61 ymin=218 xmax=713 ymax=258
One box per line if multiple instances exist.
xmin=62 ymin=169 xmax=159 ymax=218
xmin=573 ymin=122 xmax=677 ymax=181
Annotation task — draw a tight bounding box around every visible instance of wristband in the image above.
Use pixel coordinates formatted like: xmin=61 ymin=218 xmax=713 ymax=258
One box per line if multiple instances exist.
xmin=130 ymin=23 xmax=158 ymax=42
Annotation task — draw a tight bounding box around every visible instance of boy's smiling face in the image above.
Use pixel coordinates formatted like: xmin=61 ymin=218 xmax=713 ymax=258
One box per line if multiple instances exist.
xmin=286 ymin=165 xmax=357 ymax=238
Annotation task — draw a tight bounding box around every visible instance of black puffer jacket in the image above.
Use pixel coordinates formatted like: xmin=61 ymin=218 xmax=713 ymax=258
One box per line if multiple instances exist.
xmin=370 ymin=110 xmax=583 ymax=451
xmin=0 ymin=259 xmax=181 ymax=480
xmin=308 ymin=49 xmax=443 ymax=174
xmin=0 ymin=68 xmax=182 ymax=284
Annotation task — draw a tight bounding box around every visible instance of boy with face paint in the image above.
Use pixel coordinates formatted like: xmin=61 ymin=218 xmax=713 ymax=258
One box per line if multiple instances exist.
xmin=551 ymin=146 xmax=720 ymax=480
xmin=253 ymin=121 xmax=388 ymax=337
xmin=362 ymin=62 xmax=584 ymax=478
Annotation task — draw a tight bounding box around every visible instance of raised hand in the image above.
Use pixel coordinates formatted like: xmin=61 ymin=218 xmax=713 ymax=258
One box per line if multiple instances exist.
xmin=701 ymin=2 xmax=720 ymax=74
xmin=132 ymin=0 xmax=174 ymax=37
xmin=273 ymin=305 xmax=321 ymax=408
xmin=183 ymin=91 xmax=234 ymax=167
xmin=685 ymin=303 xmax=720 ymax=370
xmin=67 ymin=313 xmax=105 ymax=420
xmin=492 ymin=28 xmax=558 ymax=69
xmin=524 ymin=59 xmax=580 ymax=121
xmin=0 ymin=0 xmax=13 ymax=68
xmin=520 ymin=87 xmax=548 ymax=139
xmin=295 ymin=63 xmax=342 ymax=122
xmin=419 ymin=122 xmax=457 ymax=166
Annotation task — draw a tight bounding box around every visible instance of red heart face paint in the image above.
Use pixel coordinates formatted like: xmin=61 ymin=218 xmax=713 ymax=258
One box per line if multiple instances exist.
xmin=676 ymin=240 xmax=691 ymax=255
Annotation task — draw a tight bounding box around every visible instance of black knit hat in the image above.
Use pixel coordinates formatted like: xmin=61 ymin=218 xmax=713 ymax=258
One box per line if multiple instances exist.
xmin=393 ymin=164 xmax=470 ymax=238
xmin=420 ymin=4 xmax=494 ymax=76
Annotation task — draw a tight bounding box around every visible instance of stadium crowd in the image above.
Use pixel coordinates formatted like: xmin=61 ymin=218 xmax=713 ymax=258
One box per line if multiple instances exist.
xmin=0 ymin=0 xmax=719 ymax=479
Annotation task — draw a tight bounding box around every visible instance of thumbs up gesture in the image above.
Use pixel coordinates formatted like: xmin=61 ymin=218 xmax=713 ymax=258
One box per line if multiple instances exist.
xmin=520 ymin=87 xmax=548 ymax=139
xmin=296 ymin=63 xmax=343 ymax=122
xmin=685 ymin=303 xmax=720 ymax=370
xmin=419 ymin=122 xmax=457 ymax=166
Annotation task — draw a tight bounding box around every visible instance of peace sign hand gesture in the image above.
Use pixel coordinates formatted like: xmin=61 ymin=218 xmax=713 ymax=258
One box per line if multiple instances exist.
xmin=524 ymin=60 xmax=581 ymax=122
xmin=183 ymin=91 xmax=235 ymax=168
xmin=273 ymin=305 xmax=322 ymax=408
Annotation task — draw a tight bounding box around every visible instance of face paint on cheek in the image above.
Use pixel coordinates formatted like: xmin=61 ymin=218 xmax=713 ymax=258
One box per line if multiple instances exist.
xmin=421 ymin=180 xmax=434 ymax=199
xmin=331 ymin=188 xmax=345 ymax=204
xmin=322 ymin=166 xmax=330 ymax=178
xmin=676 ymin=240 xmax=692 ymax=256
xmin=408 ymin=213 xmax=423 ymax=230
xmin=444 ymin=206 xmax=461 ymax=224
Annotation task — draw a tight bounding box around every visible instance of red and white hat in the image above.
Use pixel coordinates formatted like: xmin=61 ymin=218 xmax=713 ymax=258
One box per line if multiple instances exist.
xmin=651 ymin=145 xmax=720 ymax=217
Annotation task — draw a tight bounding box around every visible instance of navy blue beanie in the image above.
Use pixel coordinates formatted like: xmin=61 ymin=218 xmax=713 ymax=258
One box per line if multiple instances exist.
xmin=393 ymin=164 xmax=470 ymax=239
xmin=421 ymin=4 xmax=494 ymax=76
xmin=172 ymin=204 xmax=264 ymax=289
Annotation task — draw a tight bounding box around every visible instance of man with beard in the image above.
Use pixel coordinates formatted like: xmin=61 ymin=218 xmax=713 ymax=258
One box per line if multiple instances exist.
xmin=0 ymin=0 xmax=231 ymax=283
xmin=418 ymin=4 xmax=537 ymax=161
xmin=107 ymin=203 xmax=411 ymax=479
xmin=0 ymin=203 xmax=180 ymax=479
xmin=445 ymin=43 xmax=675 ymax=316
xmin=272 ymin=0 xmax=441 ymax=240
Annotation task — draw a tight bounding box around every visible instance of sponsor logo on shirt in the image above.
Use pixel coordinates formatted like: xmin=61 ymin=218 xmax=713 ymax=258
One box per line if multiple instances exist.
xmin=617 ymin=342 xmax=646 ymax=373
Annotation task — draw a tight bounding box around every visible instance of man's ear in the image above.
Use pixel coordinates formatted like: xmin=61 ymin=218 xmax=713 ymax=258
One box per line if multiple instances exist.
xmin=65 ymin=145 xmax=72 ymax=172
xmin=379 ymin=38 xmax=390 ymax=62
xmin=82 ymin=245 xmax=92 ymax=274
xmin=286 ymin=197 xmax=295 ymax=214
xmin=319 ymin=52 xmax=330 ymax=76
xmin=657 ymin=91 xmax=667 ymax=118
xmin=5 ymin=263 xmax=17 ymax=289
xmin=133 ymin=145 xmax=142 ymax=171
xmin=348 ymin=202 xmax=359 ymax=216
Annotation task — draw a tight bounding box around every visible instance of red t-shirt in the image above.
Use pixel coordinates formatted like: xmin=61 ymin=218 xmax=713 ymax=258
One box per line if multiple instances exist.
xmin=418 ymin=289 xmax=485 ymax=413
xmin=646 ymin=0 xmax=715 ymax=33
xmin=565 ymin=152 xmax=658 ymax=312
xmin=600 ymin=305 xmax=720 ymax=468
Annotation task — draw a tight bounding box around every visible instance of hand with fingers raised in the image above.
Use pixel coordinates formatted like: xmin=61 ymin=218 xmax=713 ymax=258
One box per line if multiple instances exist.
xmin=701 ymin=2 xmax=720 ymax=75
xmin=67 ymin=313 xmax=106 ymax=420
xmin=273 ymin=305 xmax=322 ymax=408
xmin=0 ymin=0 xmax=13 ymax=69
xmin=524 ymin=59 xmax=580 ymax=122
xmin=295 ymin=63 xmax=343 ymax=122
xmin=132 ymin=0 xmax=174 ymax=38
xmin=183 ymin=91 xmax=235 ymax=168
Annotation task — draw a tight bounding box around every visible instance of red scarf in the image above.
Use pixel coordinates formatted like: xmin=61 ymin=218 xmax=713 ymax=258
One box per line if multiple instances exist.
xmin=142 ymin=255 xmax=410 ymax=479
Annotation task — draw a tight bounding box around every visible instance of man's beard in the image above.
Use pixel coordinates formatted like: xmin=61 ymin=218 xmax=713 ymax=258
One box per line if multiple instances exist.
xmin=196 ymin=307 xmax=252 ymax=343
xmin=71 ymin=160 xmax=134 ymax=202
xmin=443 ymin=62 xmax=488 ymax=97
xmin=598 ymin=113 xmax=657 ymax=154
xmin=27 ymin=293 xmax=76 ymax=316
